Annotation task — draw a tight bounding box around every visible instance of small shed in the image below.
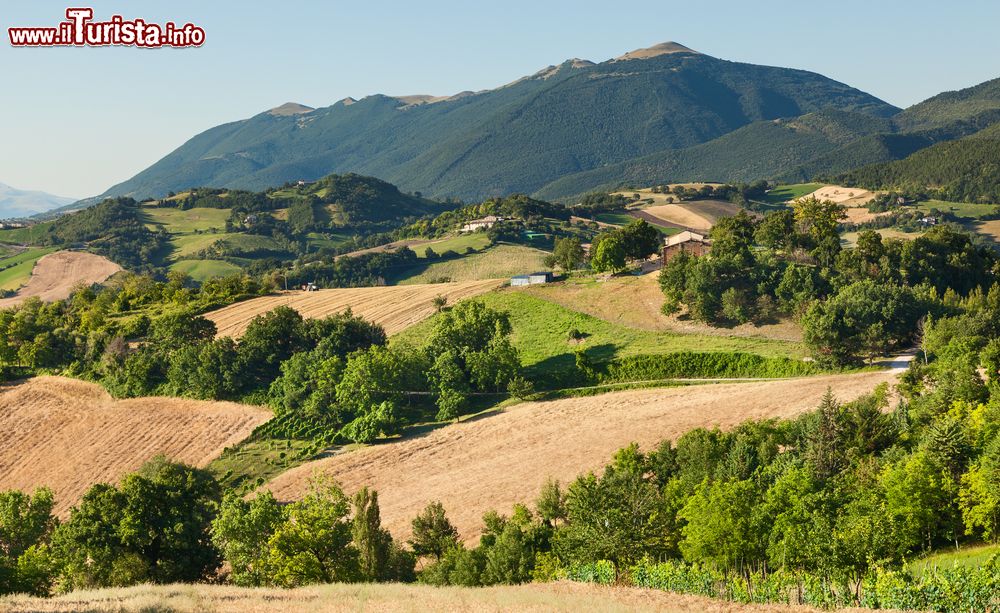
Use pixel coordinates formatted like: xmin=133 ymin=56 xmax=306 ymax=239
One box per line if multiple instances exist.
xmin=511 ymin=271 xmax=552 ymax=286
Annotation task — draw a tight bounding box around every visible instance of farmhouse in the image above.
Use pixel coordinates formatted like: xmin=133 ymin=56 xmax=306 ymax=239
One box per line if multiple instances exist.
xmin=662 ymin=231 xmax=711 ymax=262
xmin=511 ymin=271 xmax=553 ymax=286
xmin=460 ymin=215 xmax=503 ymax=233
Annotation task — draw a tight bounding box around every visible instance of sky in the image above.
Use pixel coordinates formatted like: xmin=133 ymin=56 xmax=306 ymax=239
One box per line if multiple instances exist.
xmin=2 ymin=0 xmax=999 ymax=199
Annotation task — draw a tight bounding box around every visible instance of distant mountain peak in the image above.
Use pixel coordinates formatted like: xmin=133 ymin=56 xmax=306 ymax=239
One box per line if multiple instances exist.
xmin=0 ymin=182 xmax=77 ymax=219
xmin=616 ymin=41 xmax=700 ymax=61
xmin=268 ymin=102 xmax=315 ymax=116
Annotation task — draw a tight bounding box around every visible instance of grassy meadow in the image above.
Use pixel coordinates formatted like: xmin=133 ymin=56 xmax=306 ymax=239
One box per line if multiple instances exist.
xmin=394 ymin=244 xmax=549 ymax=284
xmin=394 ymin=288 xmax=809 ymax=384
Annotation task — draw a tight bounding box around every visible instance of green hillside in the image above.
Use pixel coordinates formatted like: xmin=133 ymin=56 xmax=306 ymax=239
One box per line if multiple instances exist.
xmin=95 ymin=44 xmax=897 ymax=203
xmin=833 ymin=123 xmax=1000 ymax=202
xmin=536 ymin=109 xmax=891 ymax=200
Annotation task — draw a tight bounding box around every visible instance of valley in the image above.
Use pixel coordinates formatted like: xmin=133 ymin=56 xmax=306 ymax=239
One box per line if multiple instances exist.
xmin=2 ymin=30 xmax=1000 ymax=613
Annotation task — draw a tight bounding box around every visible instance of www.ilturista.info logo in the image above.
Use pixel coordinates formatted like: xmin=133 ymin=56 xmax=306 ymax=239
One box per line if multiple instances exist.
xmin=8 ymin=8 xmax=205 ymax=48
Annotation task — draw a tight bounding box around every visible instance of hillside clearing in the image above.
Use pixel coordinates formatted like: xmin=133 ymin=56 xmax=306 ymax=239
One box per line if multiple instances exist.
xmin=0 ymin=376 xmax=270 ymax=516
xmin=761 ymin=183 xmax=824 ymax=204
xmin=0 ymin=247 xmax=57 ymax=292
xmin=205 ymin=279 xmax=503 ymax=338
xmin=841 ymin=228 xmax=924 ymax=247
xmin=635 ymin=200 xmax=743 ymax=231
xmin=394 ymin=244 xmax=549 ymax=285
xmin=0 ymin=251 xmax=121 ymax=308
xmin=801 ymin=185 xmax=876 ymax=206
xmin=140 ymin=206 xmax=230 ymax=233
xmin=0 ymin=580 xmax=863 ymax=613
xmin=520 ymin=274 xmax=803 ymax=342
xmin=170 ymin=259 xmax=243 ymax=281
xmin=265 ymin=370 xmax=896 ymax=544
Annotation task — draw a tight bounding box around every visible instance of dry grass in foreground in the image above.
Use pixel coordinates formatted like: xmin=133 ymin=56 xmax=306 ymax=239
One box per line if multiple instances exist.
xmin=204 ymin=280 xmax=502 ymax=338
xmin=266 ymin=370 xmax=896 ymax=544
xmin=0 ymin=376 xmax=270 ymax=516
xmin=0 ymin=251 xmax=122 ymax=309
xmin=0 ymin=580 xmax=878 ymax=613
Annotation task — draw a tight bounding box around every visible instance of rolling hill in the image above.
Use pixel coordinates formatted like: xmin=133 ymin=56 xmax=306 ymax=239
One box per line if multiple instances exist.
xmin=93 ymin=42 xmax=898 ymax=203
xmin=264 ymin=370 xmax=896 ymax=544
xmin=832 ymin=121 xmax=1000 ymax=202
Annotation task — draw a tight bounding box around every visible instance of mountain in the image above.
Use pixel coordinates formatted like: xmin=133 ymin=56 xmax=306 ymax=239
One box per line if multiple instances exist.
xmin=539 ymin=75 xmax=1000 ymax=199
xmin=94 ymin=42 xmax=898 ymax=203
xmin=831 ymin=121 xmax=1000 ymax=203
xmin=536 ymin=109 xmax=894 ymax=199
xmin=0 ymin=183 xmax=76 ymax=219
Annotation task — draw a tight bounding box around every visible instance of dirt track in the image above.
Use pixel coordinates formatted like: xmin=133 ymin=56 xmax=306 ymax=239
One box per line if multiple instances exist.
xmin=0 ymin=251 xmax=121 ymax=308
xmin=0 ymin=376 xmax=270 ymax=515
xmin=265 ymin=370 xmax=897 ymax=543
xmin=204 ymin=280 xmax=502 ymax=338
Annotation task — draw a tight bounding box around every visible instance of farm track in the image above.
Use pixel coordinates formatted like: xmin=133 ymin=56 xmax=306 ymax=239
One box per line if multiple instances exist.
xmin=0 ymin=376 xmax=270 ymax=515
xmin=205 ymin=280 xmax=503 ymax=338
xmin=265 ymin=369 xmax=898 ymax=544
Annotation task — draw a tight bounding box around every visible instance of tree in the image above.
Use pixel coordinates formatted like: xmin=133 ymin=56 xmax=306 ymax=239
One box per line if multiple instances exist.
xmin=148 ymin=311 xmax=216 ymax=343
xmin=754 ymin=209 xmax=796 ymax=251
xmin=352 ymin=488 xmax=393 ymax=581
xmin=409 ymin=502 xmax=459 ymax=562
xmin=554 ymin=457 xmax=674 ymax=569
xmin=551 ymin=237 xmax=584 ymax=271
xmin=0 ymin=488 xmax=56 ymax=596
xmin=267 ymin=477 xmax=359 ymax=586
xmin=431 ymin=295 xmax=447 ymax=312
xmin=590 ymin=233 xmax=626 ymax=273
xmin=880 ymin=451 xmax=958 ymax=553
xmin=52 ymin=458 xmax=221 ymax=590
xmin=678 ymin=478 xmax=766 ymax=569
xmin=710 ymin=210 xmax=757 ymax=264
xmin=618 ymin=220 xmax=661 ymax=261
xmin=211 ymin=490 xmax=285 ymax=587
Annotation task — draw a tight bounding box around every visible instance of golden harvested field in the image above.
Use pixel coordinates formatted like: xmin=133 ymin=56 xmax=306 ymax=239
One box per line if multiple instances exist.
xmin=205 ymin=280 xmax=503 ymax=338
xmin=0 ymin=376 xmax=270 ymax=515
xmin=0 ymin=580 xmax=872 ymax=613
xmin=637 ymin=200 xmax=742 ymax=231
xmin=0 ymin=251 xmax=121 ymax=309
xmin=266 ymin=370 xmax=896 ymax=544
xmin=801 ymin=185 xmax=876 ymax=207
xmin=523 ymin=274 xmax=803 ymax=342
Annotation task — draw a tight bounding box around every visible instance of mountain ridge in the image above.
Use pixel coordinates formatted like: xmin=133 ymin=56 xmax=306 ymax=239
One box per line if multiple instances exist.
xmin=90 ymin=42 xmax=898 ymax=204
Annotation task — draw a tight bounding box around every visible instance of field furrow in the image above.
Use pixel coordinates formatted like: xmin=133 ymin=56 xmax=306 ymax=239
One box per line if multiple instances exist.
xmin=265 ymin=370 xmax=897 ymax=543
xmin=0 ymin=376 xmax=270 ymax=515
xmin=204 ymin=280 xmax=503 ymax=338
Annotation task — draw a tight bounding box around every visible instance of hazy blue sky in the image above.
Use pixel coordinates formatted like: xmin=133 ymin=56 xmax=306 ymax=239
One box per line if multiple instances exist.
xmin=3 ymin=0 xmax=999 ymax=198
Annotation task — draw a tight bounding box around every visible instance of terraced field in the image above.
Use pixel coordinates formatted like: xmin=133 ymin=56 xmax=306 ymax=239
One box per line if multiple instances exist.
xmin=205 ymin=279 xmax=503 ymax=338
xmin=0 ymin=376 xmax=270 ymax=515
